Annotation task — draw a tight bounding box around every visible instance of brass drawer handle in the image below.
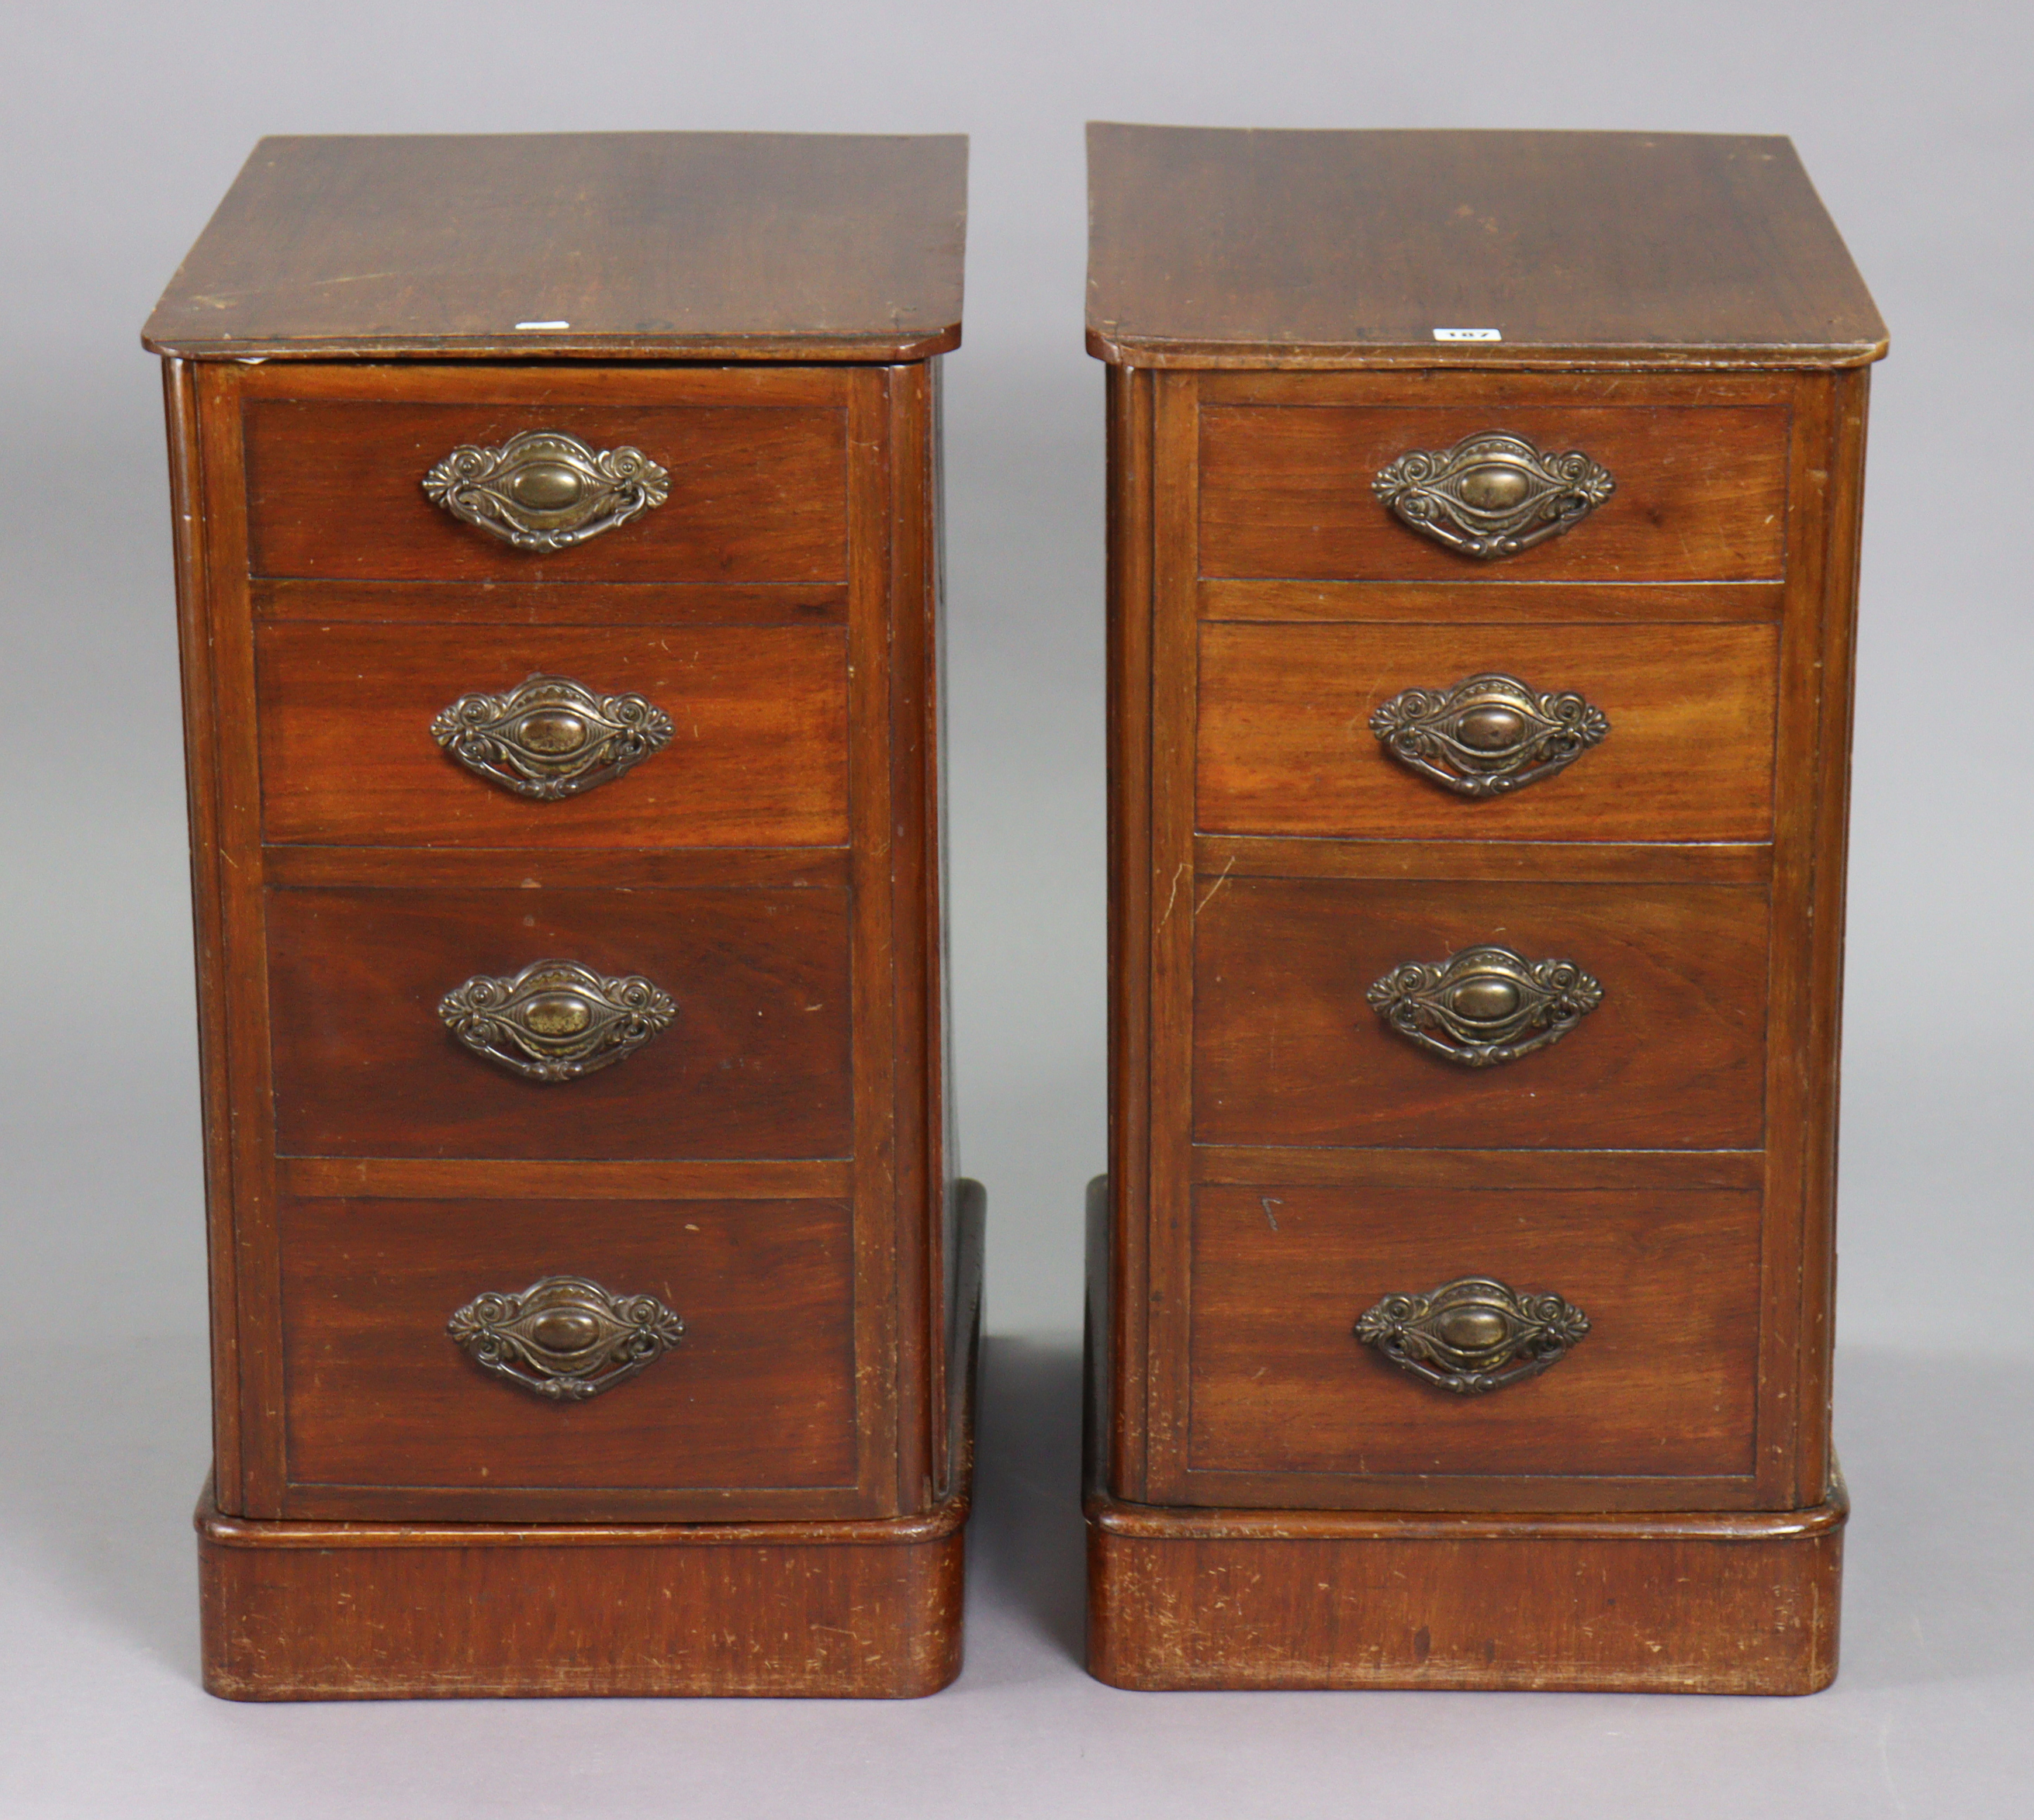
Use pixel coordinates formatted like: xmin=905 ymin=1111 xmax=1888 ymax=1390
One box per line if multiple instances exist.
xmin=1371 ymin=673 xmax=1608 ymax=798
xmin=1374 ymin=430 xmax=1614 ymax=560
xmin=1356 ymin=1276 xmax=1590 ymax=1395
xmin=449 ymin=1275 xmax=685 ymax=1401
xmin=438 ymin=959 xmax=674 ymax=1081
xmin=422 ymin=429 xmax=669 ymax=550
xmin=432 ymin=674 xmax=673 ymax=801
xmin=1368 ymin=943 xmax=1601 ymax=1067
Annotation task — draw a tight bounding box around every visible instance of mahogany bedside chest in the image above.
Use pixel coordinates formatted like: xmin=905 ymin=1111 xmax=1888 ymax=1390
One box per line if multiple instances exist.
xmin=143 ymin=132 xmax=979 ymax=1699
xmin=1084 ymin=125 xmax=1885 ymax=1694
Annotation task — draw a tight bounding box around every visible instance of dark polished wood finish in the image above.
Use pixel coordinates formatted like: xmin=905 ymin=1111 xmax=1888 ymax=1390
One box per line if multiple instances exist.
xmin=1087 ymin=125 xmax=1885 ymax=368
xmin=240 ymin=369 xmax=851 ymax=583
xmin=1199 ymin=391 xmax=1790 ymax=580
xmin=1199 ymin=619 xmax=1779 ymax=843
xmin=199 ymin=1482 xmax=969 ymax=1700
xmin=258 ymin=619 xmax=849 ymax=848
xmin=151 ymin=133 xmax=972 ymax=1698
xmin=145 ymin=133 xmax=966 ymax=364
xmin=1085 ymin=1485 xmax=1845 ymax=1695
xmin=265 ymin=885 xmax=853 ymax=1161
xmin=1194 ymin=877 xmax=1769 ymax=1151
xmin=1090 ymin=127 xmax=1880 ymax=1693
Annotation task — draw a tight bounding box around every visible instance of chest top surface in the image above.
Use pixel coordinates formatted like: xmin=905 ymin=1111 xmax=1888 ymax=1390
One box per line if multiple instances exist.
xmin=144 ymin=131 xmax=967 ymax=363
xmin=1086 ymin=123 xmax=1884 ymax=369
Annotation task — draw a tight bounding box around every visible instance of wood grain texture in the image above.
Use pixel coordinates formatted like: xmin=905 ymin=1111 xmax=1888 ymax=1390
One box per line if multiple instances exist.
xmin=1085 ymin=1484 xmax=1844 ymax=1693
xmin=1087 ymin=126 xmax=1885 ymax=368
xmin=164 ymin=357 xmax=244 ymax=1499
xmin=1091 ymin=137 xmax=1876 ymax=1693
xmin=1199 ymin=401 xmax=1789 ymax=582
xmin=278 ymin=1195 xmax=858 ymax=1520
xmin=199 ymin=1483 xmax=968 ymax=1699
xmin=266 ymin=885 xmax=851 ymax=1162
xmin=1185 ymin=1182 xmax=1762 ymax=1496
xmin=254 ymin=578 xmax=849 ymax=628
xmin=1193 ymin=877 xmax=1769 ymax=1150
xmin=1202 ymin=578 xmax=1784 ymax=623
xmin=257 ymin=621 xmax=849 ymax=848
xmin=1198 ymin=620 xmax=1778 ymax=842
xmin=146 ymin=133 xmax=967 ymax=363
xmin=154 ymin=139 xmax=969 ymax=1692
xmin=244 ymin=395 xmax=848 ymax=584
xmin=1198 ymin=835 xmax=1769 ymax=885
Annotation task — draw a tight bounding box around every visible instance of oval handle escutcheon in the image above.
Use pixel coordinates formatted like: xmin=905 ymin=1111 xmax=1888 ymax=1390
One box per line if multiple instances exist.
xmin=1355 ymin=1276 xmax=1589 ymax=1394
xmin=422 ymin=429 xmax=669 ymax=549
xmin=1367 ymin=943 xmax=1601 ymax=1067
xmin=448 ymin=1275 xmax=685 ymax=1400
xmin=438 ymin=959 xmax=675 ymax=1082
xmin=431 ymin=673 xmax=674 ymax=800
xmin=1370 ymin=672 xmax=1609 ymax=798
xmin=1373 ymin=430 xmax=1614 ymax=560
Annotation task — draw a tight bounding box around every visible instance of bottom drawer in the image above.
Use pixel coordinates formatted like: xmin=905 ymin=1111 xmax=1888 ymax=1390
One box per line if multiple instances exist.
xmin=1183 ymin=1179 xmax=1762 ymax=1509
xmin=274 ymin=1195 xmax=863 ymax=1521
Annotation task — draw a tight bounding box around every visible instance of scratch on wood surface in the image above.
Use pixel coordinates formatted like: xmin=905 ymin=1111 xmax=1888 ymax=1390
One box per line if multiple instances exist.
xmin=1195 ymin=855 xmax=1238 ymax=916
xmin=1157 ymin=861 xmax=1189 ymax=929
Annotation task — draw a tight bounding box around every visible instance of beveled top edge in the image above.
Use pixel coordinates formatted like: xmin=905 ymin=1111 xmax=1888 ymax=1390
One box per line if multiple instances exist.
xmin=145 ymin=131 xmax=967 ymax=362
xmin=1086 ymin=123 xmax=1887 ymax=367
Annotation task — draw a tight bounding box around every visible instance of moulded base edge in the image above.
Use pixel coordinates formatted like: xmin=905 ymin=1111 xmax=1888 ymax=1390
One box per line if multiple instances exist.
xmin=197 ymin=1484 xmax=969 ymax=1700
xmin=1085 ymin=1480 xmax=1845 ymax=1695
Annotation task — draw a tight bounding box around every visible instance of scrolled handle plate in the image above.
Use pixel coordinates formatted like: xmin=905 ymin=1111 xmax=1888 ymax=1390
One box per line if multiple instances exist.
xmin=1368 ymin=943 xmax=1601 ymax=1067
xmin=422 ymin=429 xmax=669 ymax=550
xmin=1370 ymin=673 xmax=1608 ymax=798
xmin=1373 ymin=430 xmax=1614 ymax=560
xmin=448 ymin=1275 xmax=685 ymax=1401
xmin=1355 ymin=1276 xmax=1590 ymax=1395
xmin=432 ymin=674 xmax=673 ymax=801
xmin=438 ymin=959 xmax=674 ymax=1082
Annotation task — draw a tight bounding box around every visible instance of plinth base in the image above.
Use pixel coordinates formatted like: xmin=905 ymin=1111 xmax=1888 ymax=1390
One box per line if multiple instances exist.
xmin=1086 ymin=1483 xmax=1845 ymax=1695
xmin=198 ymin=1487 xmax=968 ymax=1699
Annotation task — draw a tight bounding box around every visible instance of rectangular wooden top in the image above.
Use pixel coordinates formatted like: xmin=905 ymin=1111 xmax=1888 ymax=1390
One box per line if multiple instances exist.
xmin=144 ymin=133 xmax=967 ymax=362
xmin=1087 ymin=125 xmax=1885 ymax=369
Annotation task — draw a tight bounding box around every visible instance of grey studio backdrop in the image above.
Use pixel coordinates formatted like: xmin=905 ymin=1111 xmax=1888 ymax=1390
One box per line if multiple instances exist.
xmin=2 ymin=1 xmax=2027 ymax=1813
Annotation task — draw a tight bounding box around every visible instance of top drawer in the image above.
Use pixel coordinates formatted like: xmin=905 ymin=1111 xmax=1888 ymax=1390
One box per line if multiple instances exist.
xmin=1199 ymin=382 xmax=1790 ymax=584
xmin=233 ymin=366 xmax=850 ymax=584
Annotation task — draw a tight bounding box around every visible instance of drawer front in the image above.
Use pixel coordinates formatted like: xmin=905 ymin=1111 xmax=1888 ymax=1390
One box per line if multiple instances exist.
xmin=1186 ymin=1182 xmax=1760 ymax=1493
xmin=1194 ymin=877 xmax=1767 ymax=1150
xmin=258 ymin=621 xmax=849 ymax=847
xmin=268 ymin=886 xmax=851 ymax=1161
xmin=279 ymin=1195 xmax=856 ymax=1514
xmin=244 ymin=395 xmax=848 ymax=583
xmin=1199 ymin=621 xmax=1777 ymax=843
xmin=1200 ymin=403 xmax=1788 ymax=582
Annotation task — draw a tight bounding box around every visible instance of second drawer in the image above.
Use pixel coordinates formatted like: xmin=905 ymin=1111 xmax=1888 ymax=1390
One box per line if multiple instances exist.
xmin=258 ymin=620 xmax=849 ymax=848
xmin=1198 ymin=619 xmax=1779 ymax=843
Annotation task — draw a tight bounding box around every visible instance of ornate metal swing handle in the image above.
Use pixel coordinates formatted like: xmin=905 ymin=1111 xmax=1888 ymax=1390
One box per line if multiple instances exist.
xmin=1373 ymin=430 xmax=1614 ymax=560
xmin=422 ymin=429 xmax=669 ymax=550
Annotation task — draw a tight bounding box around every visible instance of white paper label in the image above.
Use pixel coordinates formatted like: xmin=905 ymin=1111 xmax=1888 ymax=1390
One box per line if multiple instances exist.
xmin=1433 ymin=327 xmax=1502 ymax=342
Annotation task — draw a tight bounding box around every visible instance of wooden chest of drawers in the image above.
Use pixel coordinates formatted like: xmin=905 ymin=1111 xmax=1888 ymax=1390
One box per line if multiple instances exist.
xmin=144 ymin=132 xmax=977 ymax=1698
xmin=1084 ymin=126 xmax=1885 ymax=1693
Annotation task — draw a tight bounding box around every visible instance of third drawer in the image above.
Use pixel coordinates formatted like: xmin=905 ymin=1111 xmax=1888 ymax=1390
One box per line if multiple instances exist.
xmin=266 ymin=884 xmax=852 ymax=1161
xmin=1193 ymin=873 xmax=1768 ymax=1150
